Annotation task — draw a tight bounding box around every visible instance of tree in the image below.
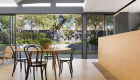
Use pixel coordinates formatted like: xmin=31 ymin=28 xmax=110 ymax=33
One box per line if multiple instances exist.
xmin=0 ymin=16 xmax=10 ymax=30
xmin=87 ymin=14 xmax=104 ymax=38
xmin=72 ymin=14 xmax=82 ymax=31
xmin=105 ymin=15 xmax=113 ymax=35
xmin=16 ymin=15 xmax=26 ymax=30
xmin=17 ymin=14 xmax=47 ymax=39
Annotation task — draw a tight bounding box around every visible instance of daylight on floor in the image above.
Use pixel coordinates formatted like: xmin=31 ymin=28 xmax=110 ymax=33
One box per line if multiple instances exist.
xmin=0 ymin=0 xmax=139 ymax=80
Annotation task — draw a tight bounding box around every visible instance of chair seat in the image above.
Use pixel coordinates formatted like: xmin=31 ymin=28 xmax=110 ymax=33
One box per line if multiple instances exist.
xmin=59 ymin=58 xmax=71 ymax=61
xmin=30 ymin=61 xmax=46 ymax=66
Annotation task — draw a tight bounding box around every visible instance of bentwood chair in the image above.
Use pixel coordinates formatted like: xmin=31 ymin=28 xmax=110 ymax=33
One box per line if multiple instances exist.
xmin=0 ymin=46 xmax=14 ymax=65
xmin=59 ymin=44 xmax=77 ymax=77
xmin=11 ymin=45 xmax=28 ymax=76
xmin=24 ymin=45 xmax=47 ymax=80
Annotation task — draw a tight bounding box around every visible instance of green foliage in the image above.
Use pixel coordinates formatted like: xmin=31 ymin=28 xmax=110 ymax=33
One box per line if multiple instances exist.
xmin=38 ymin=38 xmax=52 ymax=47
xmin=0 ymin=44 xmax=9 ymax=46
xmin=134 ymin=23 xmax=140 ymax=29
xmin=52 ymin=41 xmax=61 ymax=44
xmin=0 ymin=32 xmax=9 ymax=44
xmin=88 ymin=38 xmax=98 ymax=45
xmin=74 ymin=40 xmax=82 ymax=44
xmin=16 ymin=32 xmax=46 ymax=41
xmin=16 ymin=14 xmax=59 ymax=30
xmin=16 ymin=14 xmax=82 ymax=31
xmin=16 ymin=39 xmax=38 ymax=44
xmin=0 ymin=16 xmax=10 ymax=29
xmin=136 ymin=23 xmax=140 ymax=27
xmin=133 ymin=23 xmax=140 ymax=30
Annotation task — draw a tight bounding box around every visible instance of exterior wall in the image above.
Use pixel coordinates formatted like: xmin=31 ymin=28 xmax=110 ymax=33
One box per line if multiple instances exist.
xmin=17 ymin=30 xmax=104 ymax=42
xmin=99 ymin=30 xmax=140 ymax=80
xmin=129 ymin=13 xmax=140 ymax=31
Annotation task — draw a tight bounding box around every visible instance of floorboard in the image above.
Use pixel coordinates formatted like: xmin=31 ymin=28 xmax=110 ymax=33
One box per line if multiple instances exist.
xmin=93 ymin=63 xmax=118 ymax=80
xmin=0 ymin=59 xmax=106 ymax=80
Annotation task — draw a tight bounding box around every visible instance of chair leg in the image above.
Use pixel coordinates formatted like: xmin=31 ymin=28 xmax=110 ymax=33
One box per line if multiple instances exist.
xmin=45 ymin=57 xmax=48 ymax=67
xmin=20 ymin=60 xmax=22 ymax=72
xmin=55 ymin=58 xmax=57 ymax=67
xmin=68 ymin=62 xmax=71 ymax=73
xmin=33 ymin=67 xmax=35 ymax=80
xmin=10 ymin=58 xmax=14 ymax=61
xmin=61 ymin=62 xmax=63 ymax=73
xmin=59 ymin=61 xmax=61 ymax=76
xmin=12 ymin=61 xmax=17 ymax=76
xmin=5 ymin=58 xmax=8 ymax=61
xmin=24 ymin=60 xmax=26 ymax=74
xmin=40 ymin=67 xmax=43 ymax=80
xmin=70 ymin=61 xmax=73 ymax=77
xmin=44 ymin=66 xmax=47 ymax=80
xmin=25 ymin=66 xmax=30 ymax=80
xmin=2 ymin=57 xmax=5 ymax=65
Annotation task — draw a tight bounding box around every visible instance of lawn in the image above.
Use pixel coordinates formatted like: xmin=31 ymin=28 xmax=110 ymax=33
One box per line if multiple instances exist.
xmin=0 ymin=44 xmax=9 ymax=46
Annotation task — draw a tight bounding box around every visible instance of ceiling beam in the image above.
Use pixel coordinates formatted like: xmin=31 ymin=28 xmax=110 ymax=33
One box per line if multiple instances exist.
xmin=114 ymin=0 xmax=136 ymax=16
xmin=14 ymin=0 xmax=22 ymax=4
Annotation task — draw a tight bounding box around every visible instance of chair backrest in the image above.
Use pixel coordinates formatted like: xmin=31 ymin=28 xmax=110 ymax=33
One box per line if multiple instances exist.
xmin=10 ymin=45 xmax=20 ymax=60
xmin=70 ymin=44 xmax=77 ymax=60
xmin=24 ymin=45 xmax=43 ymax=66
xmin=5 ymin=46 xmax=15 ymax=57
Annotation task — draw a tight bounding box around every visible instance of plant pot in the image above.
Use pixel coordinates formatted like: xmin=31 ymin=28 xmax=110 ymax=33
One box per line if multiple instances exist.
xmin=43 ymin=42 xmax=50 ymax=49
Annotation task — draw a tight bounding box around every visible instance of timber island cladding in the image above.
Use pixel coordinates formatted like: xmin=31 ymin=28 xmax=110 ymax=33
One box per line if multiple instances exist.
xmin=99 ymin=30 xmax=140 ymax=80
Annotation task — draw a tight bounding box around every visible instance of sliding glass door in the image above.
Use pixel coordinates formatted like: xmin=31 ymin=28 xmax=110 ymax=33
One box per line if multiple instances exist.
xmin=86 ymin=14 xmax=113 ymax=59
xmin=16 ymin=14 xmax=82 ymax=59
xmin=105 ymin=15 xmax=113 ymax=36
xmin=0 ymin=15 xmax=16 ymax=50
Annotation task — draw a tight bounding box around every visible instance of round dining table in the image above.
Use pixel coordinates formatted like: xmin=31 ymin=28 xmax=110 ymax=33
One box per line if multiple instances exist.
xmin=15 ymin=47 xmax=71 ymax=79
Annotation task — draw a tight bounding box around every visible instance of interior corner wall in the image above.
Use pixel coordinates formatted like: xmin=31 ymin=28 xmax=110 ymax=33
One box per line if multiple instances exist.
xmin=113 ymin=12 xmax=129 ymax=34
xmin=128 ymin=13 xmax=140 ymax=31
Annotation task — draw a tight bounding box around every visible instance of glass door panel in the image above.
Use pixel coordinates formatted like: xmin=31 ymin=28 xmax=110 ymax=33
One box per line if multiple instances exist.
xmin=87 ymin=14 xmax=104 ymax=59
xmin=0 ymin=15 xmax=16 ymax=51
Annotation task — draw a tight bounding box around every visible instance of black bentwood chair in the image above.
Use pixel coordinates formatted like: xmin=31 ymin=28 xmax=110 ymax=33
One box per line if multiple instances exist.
xmin=59 ymin=44 xmax=77 ymax=77
xmin=11 ymin=44 xmax=28 ymax=76
xmin=24 ymin=45 xmax=47 ymax=80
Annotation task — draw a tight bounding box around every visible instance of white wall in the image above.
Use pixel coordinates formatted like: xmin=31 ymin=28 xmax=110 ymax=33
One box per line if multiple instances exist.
xmin=129 ymin=13 xmax=140 ymax=31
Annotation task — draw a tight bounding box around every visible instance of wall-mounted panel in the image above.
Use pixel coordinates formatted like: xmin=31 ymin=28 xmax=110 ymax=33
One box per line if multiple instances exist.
xmin=99 ymin=30 xmax=140 ymax=80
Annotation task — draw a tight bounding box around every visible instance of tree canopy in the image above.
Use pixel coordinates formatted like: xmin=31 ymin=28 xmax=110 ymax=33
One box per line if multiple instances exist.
xmin=0 ymin=16 xmax=10 ymax=29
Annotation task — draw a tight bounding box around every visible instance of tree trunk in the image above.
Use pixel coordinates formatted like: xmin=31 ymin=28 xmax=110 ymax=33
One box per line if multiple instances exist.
xmin=95 ymin=26 xmax=97 ymax=38
xmin=30 ymin=26 xmax=32 ymax=39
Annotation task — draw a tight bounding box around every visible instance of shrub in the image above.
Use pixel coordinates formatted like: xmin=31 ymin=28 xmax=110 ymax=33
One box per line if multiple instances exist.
xmin=88 ymin=38 xmax=98 ymax=45
xmin=16 ymin=32 xmax=46 ymax=41
xmin=38 ymin=38 xmax=52 ymax=47
xmin=16 ymin=39 xmax=38 ymax=44
xmin=74 ymin=40 xmax=82 ymax=44
xmin=0 ymin=32 xmax=9 ymax=44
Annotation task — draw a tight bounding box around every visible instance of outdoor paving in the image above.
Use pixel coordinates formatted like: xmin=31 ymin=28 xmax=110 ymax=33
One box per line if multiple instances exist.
xmin=19 ymin=52 xmax=98 ymax=59
xmin=0 ymin=46 xmax=98 ymax=59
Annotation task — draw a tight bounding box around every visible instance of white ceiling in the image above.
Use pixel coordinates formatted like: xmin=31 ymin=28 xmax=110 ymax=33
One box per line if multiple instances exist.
xmin=83 ymin=0 xmax=138 ymax=13
xmin=0 ymin=0 xmax=22 ymax=4
xmin=123 ymin=0 xmax=140 ymax=13
xmin=0 ymin=0 xmax=16 ymax=4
